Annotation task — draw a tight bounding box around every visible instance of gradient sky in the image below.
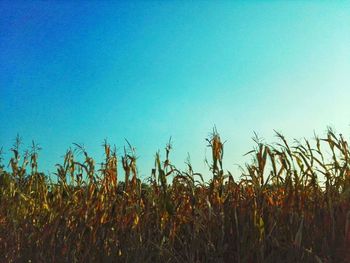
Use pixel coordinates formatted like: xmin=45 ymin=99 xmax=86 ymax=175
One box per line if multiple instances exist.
xmin=1 ymin=1 xmax=350 ymax=180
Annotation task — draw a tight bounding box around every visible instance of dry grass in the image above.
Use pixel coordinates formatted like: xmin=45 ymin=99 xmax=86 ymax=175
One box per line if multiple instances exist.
xmin=1 ymin=128 xmax=350 ymax=262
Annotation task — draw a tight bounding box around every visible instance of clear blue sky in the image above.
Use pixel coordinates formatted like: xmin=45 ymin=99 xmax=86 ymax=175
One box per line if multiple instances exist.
xmin=1 ymin=1 xmax=349 ymax=180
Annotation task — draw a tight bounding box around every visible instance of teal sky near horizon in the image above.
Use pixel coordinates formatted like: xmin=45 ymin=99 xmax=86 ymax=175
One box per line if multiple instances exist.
xmin=1 ymin=1 xmax=350 ymax=180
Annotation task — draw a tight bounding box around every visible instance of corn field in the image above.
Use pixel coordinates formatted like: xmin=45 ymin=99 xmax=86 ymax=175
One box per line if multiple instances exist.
xmin=1 ymin=128 xmax=350 ymax=262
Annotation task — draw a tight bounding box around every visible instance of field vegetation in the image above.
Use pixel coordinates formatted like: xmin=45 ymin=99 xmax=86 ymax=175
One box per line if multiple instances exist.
xmin=1 ymin=128 xmax=350 ymax=262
